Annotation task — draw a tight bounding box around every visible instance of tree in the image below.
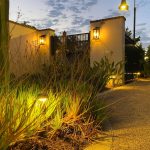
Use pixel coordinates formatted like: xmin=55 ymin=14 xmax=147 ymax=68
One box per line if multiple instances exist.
xmin=146 ymin=45 xmax=150 ymax=61
xmin=0 ymin=0 xmax=10 ymax=89
xmin=143 ymin=45 xmax=150 ymax=77
xmin=125 ymin=29 xmax=145 ymax=73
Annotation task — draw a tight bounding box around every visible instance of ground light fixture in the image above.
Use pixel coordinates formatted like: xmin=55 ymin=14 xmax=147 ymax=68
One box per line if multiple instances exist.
xmin=93 ymin=27 xmax=100 ymax=39
xmin=39 ymin=35 xmax=46 ymax=45
xmin=37 ymin=94 xmax=48 ymax=102
xmin=119 ymin=0 xmax=129 ymax=11
xmin=110 ymin=75 xmax=116 ymax=79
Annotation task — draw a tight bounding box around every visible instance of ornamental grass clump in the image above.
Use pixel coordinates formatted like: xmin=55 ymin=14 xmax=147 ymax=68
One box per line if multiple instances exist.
xmin=0 ymin=51 xmax=123 ymax=149
xmin=0 ymin=84 xmax=59 ymax=149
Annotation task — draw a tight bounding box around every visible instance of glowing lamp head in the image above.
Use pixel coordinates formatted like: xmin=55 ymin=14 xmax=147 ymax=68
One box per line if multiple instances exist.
xmin=136 ymin=72 xmax=141 ymax=76
xmin=93 ymin=27 xmax=100 ymax=39
xmin=119 ymin=0 xmax=129 ymax=11
xmin=37 ymin=94 xmax=48 ymax=102
xmin=110 ymin=75 xmax=117 ymax=79
xmin=39 ymin=35 xmax=46 ymax=45
xmin=144 ymin=56 xmax=149 ymax=61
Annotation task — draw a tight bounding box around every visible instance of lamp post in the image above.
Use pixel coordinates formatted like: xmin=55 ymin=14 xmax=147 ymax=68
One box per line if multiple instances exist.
xmin=133 ymin=0 xmax=136 ymax=40
xmin=119 ymin=0 xmax=136 ymax=40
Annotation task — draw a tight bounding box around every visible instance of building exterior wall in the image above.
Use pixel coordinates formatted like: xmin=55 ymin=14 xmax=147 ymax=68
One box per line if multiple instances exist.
xmin=90 ymin=16 xmax=125 ymax=85
xmin=9 ymin=21 xmax=55 ymax=77
xmin=9 ymin=21 xmax=37 ymax=38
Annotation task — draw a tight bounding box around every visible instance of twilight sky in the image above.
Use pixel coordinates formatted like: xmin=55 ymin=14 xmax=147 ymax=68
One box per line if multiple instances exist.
xmin=10 ymin=0 xmax=150 ymax=48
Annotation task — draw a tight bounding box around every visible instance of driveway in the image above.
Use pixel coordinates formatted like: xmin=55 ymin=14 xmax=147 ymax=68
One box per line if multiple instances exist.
xmin=102 ymin=79 xmax=150 ymax=150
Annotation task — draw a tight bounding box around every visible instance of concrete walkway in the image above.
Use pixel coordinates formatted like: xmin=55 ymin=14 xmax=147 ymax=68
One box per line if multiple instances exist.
xmin=103 ymin=79 xmax=150 ymax=150
xmin=85 ymin=79 xmax=150 ymax=150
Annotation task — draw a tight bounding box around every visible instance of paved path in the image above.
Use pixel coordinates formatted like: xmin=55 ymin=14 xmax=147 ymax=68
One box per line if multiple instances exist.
xmin=102 ymin=79 xmax=150 ymax=150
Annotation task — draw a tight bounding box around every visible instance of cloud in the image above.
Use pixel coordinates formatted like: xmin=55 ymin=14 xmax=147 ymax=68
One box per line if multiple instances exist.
xmin=85 ymin=0 xmax=98 ymax=7
xmin=69 ymin=6 xmax=81 ymax=13
xmin=105 ymin=9 xmax=130 ymax=19
xmin=72 ymin=16 xmax=83 ymax=24
xmin=136 ymin=27 xmax=150 ymax=47
xmin=43 ymin=0 xmax=98 ymax=33
xmin=137 ymin=0 xmax=150 ymax=8
xmin=81 ymin=19 xmax=90 ymax=26
xmin=67 ymin=28 xmax=82 ymax=34
xmin=54 ymin=3 xmax=65 ymax=11
xmin=48 ymin=10 xmax=62 ymax=17
xmin=137 ymin=23 xmax=147 ymax=27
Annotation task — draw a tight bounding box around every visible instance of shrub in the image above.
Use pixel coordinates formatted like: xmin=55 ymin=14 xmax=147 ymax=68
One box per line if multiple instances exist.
xmin=143 ymin=62 xmax=150 ymax=77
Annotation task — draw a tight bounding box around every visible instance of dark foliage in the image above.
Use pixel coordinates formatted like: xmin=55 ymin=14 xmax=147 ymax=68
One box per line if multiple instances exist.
xmin=125 ymin=44 xmax=144 ymax=72
xmin=125 ymin=29 xmax=145 ymax=73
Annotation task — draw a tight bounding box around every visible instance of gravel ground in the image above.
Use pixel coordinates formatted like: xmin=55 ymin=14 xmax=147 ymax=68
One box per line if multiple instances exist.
xmin=101 ymin=79 xmax=150 ymax=150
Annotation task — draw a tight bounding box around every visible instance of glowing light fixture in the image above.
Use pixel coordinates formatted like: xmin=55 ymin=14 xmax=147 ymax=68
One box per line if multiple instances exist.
xmin=110 ymin=75 xmax=116 ymax=79
xmin=93 ymin=27 xmax=100 ymax=39
xmin=119 ymin=0 xmax=129 ymax=11
xmin=144 ymin=56 xmax=149 ymax=61
xmin=134 ymin=72 xmax=141 ymax=76
xmin=38 ymin=94 xmax=48 ymax=102
xmin=39 ymin=35 xmax=46 ymax=45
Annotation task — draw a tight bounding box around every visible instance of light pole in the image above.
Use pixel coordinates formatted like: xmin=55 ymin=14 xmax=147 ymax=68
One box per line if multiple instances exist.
xmin=119 ymin=0 xmax=136 ymax=40
xmin=133 ymin=0 xmax=136 ymax=40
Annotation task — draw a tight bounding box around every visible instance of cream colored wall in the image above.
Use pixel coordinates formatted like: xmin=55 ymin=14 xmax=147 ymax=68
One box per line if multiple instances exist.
xmin=90 ymin=17 xmax=125 ymax=85
xmin=9 ymin=21 xmax=55 ymax=77
xmin=9 ymin=22 xmax=36 ymax=38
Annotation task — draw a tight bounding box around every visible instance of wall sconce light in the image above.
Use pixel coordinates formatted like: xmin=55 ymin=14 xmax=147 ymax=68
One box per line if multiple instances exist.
xmin=39 ymin=35 xmax=46 ymax=45
xmin=93 ymin=27 xmax=100 ymax=39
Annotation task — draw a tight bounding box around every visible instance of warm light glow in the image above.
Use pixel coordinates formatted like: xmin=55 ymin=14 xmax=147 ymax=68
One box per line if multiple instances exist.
xmin=39 ymin=35 xmax=46 ymax=45
xmin=135 ymin=72 xmax=141 ymax=76
xmin=120 ymin=5 xmax=127 ymax=10
xmin=38 ymin=94 xmax=48 ymax=102
xmin=133 ymin=72 xmax=141 ymax=78
xmin=93 ymin=27 xmax=100 ymax=39
xmin=110 ymin=75 xmax=116 ymax=79
xmin=119 ymin=0 xmax=129 ymax=11
xmin=144 ymin=56 xmax=149 ymax=61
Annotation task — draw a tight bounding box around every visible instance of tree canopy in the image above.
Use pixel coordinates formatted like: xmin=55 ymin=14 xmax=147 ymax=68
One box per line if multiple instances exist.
xmin=125 ymin=28 xmax=145 ymax=73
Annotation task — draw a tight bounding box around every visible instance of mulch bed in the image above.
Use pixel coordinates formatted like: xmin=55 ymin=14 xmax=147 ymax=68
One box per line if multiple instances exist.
xmin=8 ymin=125 xmax=101 ymax=150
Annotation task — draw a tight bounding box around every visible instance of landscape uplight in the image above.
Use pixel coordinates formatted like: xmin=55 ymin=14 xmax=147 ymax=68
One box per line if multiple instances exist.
xmin=37 ymin=94 xmax=48 ymax=102
xmin=119 ymin=0 xmax=129 ymax=11
xmin=39 ymin=35 xmax=46 ymax=45
xmin=93 ymin=27 xmax=100 ymax=39
xmin=110 ymin=75 xmax=116 ymax=79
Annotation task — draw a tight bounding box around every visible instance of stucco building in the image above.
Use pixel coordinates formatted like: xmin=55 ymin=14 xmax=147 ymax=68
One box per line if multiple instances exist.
xmin=9 ymin=21 xmax=55 ymax=76
xmin=9 ymin=16 xmax=126 ymax=85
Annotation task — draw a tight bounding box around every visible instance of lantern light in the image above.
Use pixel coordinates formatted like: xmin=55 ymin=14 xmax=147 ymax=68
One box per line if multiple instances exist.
xmin=93 ymin=27 xmax=100 ymax=40
xmin=39 ymin=35 xmax=46 ymax=45
xmin=119 ymin=0 xmax=129 ymax=11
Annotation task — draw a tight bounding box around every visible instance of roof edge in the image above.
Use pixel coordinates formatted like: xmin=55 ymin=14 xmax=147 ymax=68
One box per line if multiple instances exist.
xmin=9 ymin=20 xmax=55 ymax=32
xmin=39 ymin=28 xmax=55 ymax=32
xmin=9 ymin=20 xmax=37 ymax=30
xmin=90 ymin=16 xmax=126 ymax=23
